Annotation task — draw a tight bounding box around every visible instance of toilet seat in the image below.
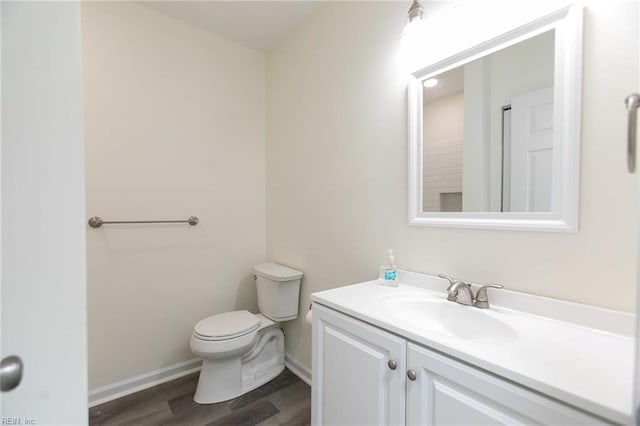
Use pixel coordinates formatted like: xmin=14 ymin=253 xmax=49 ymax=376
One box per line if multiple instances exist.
xmin=194 ymin=310 xmax=260 ymax=341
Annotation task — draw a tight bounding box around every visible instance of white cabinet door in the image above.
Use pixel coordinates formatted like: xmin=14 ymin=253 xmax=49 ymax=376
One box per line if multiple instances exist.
xmin=406 ymin=343 xmax=607 ymax=425
xmin=312 ymin=304 xmax=406 ymax=426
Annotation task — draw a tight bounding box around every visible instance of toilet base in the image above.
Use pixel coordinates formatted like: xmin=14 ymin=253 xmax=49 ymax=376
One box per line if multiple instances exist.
xmin=193 ymin=325 xmax=285 ymax=404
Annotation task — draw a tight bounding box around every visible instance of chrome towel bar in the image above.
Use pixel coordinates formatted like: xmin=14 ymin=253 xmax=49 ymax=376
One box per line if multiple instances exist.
xmin=88 ymin=216 xmax=199 ymax=228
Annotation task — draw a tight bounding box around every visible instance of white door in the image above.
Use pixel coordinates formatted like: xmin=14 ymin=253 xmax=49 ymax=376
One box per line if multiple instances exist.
xmin=509 ymin=86 xmax=554 ymax=212
xmin=634 ymin=6 xmax=640 ymax=424
xmin=1 ymin=2 xmax=88 ymax=424
xmin=634 ymin=5 xmax=640 ymax=421
xmin=312 ymin=304 xmax=406 ymax=425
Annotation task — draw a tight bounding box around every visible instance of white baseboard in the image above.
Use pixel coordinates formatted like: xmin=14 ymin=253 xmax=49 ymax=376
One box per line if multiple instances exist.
xmin=89 ymin=354 xmax=311 ymax=408
xmin=88 ymin=358 xmax=202 ymax=408
xmin=284 ymin=354 xmax=312 ymax=386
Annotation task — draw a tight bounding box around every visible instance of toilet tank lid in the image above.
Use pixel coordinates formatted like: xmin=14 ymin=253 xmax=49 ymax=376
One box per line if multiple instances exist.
xmin=254 ymin=262 xmax=303 ymax=281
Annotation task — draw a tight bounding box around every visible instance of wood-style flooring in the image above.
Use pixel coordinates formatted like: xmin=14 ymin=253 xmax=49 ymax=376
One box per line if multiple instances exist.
xmin=89 ymin=368 xmax=311 ymax=426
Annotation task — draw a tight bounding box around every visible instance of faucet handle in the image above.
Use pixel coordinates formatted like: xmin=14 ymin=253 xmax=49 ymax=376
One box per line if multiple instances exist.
xmin=437 ymin=274 xmax=457 ymax=290
xmin=438 ymin=275 xmax=460 ymax=302
xmin=474 ymin=284 xmax=503 ymax=309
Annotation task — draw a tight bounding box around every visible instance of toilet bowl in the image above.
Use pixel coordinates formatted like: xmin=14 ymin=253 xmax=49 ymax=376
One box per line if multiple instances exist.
xmin=190 ymin=263 xmax=303 ymax=404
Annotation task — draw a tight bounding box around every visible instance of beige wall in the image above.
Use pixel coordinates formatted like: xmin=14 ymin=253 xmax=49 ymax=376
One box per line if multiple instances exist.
xmin=82 ymin=2 xmax=266 ymax=389
xmin=267 ymin=1 xmax=638 ymax=374
xmin=463 ymin=59 xmax=490 ymax=211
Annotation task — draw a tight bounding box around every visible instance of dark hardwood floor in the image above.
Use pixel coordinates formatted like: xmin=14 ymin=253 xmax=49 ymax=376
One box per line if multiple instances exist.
xmin=89 ymin=368 xmax=311 ymax=426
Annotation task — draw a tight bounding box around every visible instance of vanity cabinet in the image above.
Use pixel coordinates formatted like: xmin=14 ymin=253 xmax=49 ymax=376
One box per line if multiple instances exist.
xmin=312 ymin=302 xmax=406 ymax=425
xmin=312 ymin=304 xmax=610 ymax=425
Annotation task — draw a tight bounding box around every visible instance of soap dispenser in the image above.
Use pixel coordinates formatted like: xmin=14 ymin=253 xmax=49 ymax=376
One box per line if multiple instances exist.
xmin=383 ymin=249 xmax=398 ymax=287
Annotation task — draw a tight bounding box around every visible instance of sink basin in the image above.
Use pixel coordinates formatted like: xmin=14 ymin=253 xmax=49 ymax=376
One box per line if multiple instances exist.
xmin=381 ymin=296 xmax=518 ymax=343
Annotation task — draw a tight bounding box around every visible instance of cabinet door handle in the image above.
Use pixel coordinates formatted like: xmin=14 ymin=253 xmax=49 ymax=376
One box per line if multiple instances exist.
xmin=407 ymin=369 xmax=417 ymax=381
xmin=388 ymin=360 xmax=397 ymax=370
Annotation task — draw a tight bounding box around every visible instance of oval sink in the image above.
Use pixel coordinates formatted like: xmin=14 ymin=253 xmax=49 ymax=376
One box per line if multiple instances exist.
xmin=381 ymin=296 xmax=518 ymax=343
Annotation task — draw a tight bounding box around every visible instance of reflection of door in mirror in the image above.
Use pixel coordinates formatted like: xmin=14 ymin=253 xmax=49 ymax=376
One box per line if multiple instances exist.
xmin=505 ymin=86 xmax=554 ymax=212
xmin=421 ymin=30 xmax=554 ymax=213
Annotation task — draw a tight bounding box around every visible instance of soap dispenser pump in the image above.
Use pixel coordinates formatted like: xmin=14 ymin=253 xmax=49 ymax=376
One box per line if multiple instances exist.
xmin=384 ymin=249 xmax=398 ymax=287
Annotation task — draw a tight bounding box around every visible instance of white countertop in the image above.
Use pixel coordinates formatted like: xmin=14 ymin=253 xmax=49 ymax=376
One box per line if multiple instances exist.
xmin=311 ymin=270 xmax=634 ymax=424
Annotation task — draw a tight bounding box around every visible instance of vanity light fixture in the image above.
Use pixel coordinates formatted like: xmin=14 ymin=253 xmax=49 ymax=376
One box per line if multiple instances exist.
xmin=402 ymin=0 xmax=424 ymax=39
xmin=399 ymin=0 xmax=426 ymax=72
xmin=423 ymin=78 xmax=438 ymax=88
xmin=407 ymin=0 xmax=424 ymax=24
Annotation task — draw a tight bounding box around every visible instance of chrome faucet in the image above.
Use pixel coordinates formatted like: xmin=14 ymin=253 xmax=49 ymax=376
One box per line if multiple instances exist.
xmin=448 ymin=281 xmax=475 ymax=306
xmin=438 ymin=274 xmax=503 ymax=309
xmin=438 ymin=274 xmax=473 ymax=305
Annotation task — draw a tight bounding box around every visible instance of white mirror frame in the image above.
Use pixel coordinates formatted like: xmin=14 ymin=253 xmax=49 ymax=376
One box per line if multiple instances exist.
xmin=408 ymin=3 xmax=583 ymax=232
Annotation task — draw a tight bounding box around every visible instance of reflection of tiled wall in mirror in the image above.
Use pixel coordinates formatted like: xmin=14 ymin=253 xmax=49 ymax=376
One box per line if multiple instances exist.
xmin=440 ymin=192 xmax=463 ymax=212
xmin=422 ymin=92 xmax=464 ymax=212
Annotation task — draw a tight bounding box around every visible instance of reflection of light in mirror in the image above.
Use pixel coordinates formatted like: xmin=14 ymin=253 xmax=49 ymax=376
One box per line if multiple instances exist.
xmin=423 ymin=78 xmax=439 ymax=88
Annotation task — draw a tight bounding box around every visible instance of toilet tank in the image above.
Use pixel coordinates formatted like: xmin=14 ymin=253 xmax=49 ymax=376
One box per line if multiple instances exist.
xmin=253 ymin=263 xmax=303 ymax=322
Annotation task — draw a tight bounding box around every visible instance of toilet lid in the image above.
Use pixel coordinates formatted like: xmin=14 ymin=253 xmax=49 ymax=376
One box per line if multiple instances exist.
xmin=194 ymin=310 xmax=260 ymax=340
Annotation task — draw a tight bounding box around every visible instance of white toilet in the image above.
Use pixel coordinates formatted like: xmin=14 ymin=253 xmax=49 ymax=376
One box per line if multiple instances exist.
xmin=190 ymin=262 xmax=303 ymax=404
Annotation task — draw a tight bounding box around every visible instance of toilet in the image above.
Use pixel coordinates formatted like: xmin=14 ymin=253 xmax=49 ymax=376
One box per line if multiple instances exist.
xmin=190 ymin=262 xmax=303 ymax=404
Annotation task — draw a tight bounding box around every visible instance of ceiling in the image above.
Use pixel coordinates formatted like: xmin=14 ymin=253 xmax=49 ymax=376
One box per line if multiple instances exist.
xmin=139 ymin=1 xmax=326 ymax=52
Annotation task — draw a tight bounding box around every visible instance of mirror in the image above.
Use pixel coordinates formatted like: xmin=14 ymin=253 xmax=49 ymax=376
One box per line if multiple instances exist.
xmin=408 ymin=4 xmax=582 ymax=231
xmin=422 ymin=30 xmax=554 ymax=213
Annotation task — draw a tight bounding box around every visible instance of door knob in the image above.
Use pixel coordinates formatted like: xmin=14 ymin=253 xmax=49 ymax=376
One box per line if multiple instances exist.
xmin=388 ymin=360 xmax=397 ymax=370
xmin=1 ymin=355 xmax=23 ymax=392
xmin=407 ymin=369 xmax=417 ymax=381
